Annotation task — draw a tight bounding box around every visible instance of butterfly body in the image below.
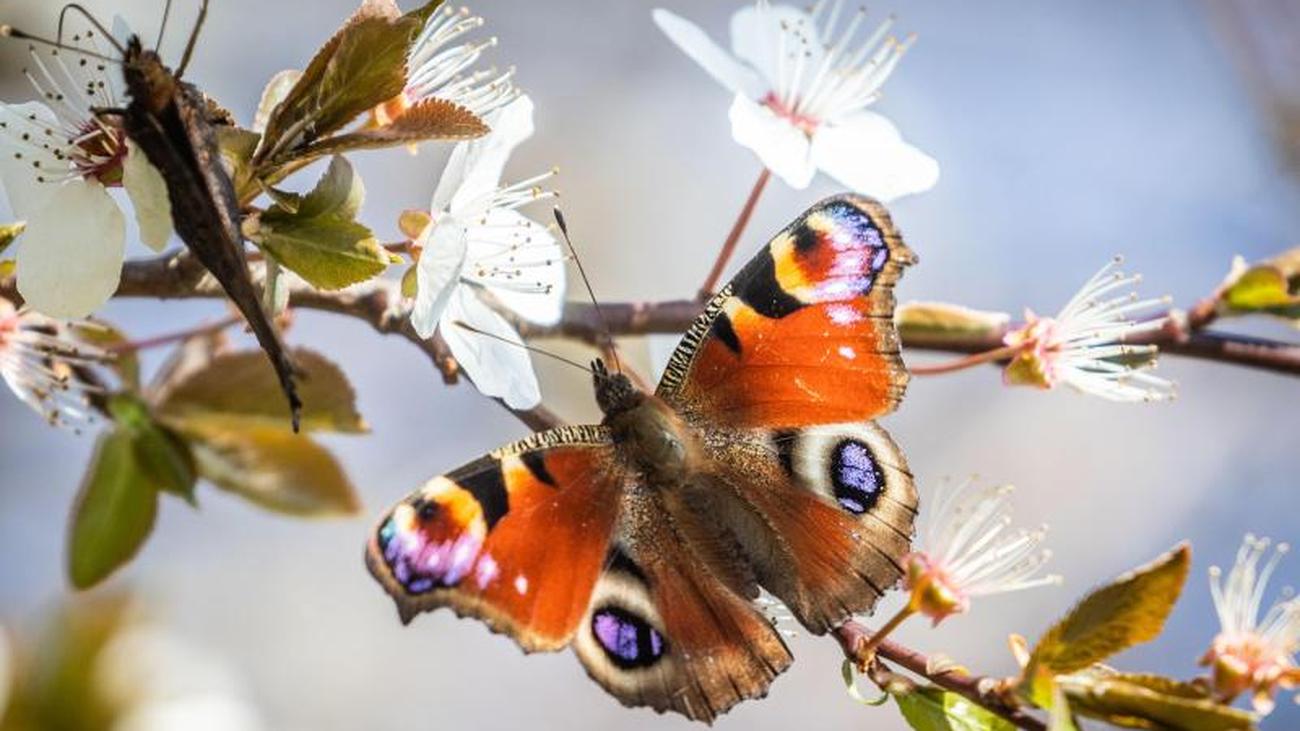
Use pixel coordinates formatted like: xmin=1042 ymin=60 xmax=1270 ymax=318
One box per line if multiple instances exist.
xmin=368 ymin=195 xmax=919 ymax=722
xmin=118 ymin=35 xmax=301 ymax=426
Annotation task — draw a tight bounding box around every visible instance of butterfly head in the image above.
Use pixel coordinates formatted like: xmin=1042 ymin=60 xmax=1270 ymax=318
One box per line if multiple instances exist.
xmin=592 ymin=358 xmax=643 ymax=419
xmin=121 ymin=35 xmax=176 ymax=114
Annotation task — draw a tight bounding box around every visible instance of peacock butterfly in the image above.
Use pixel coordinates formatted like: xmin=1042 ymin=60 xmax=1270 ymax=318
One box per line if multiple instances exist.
xmin=365 ymin=194 xmax=918 ymax=722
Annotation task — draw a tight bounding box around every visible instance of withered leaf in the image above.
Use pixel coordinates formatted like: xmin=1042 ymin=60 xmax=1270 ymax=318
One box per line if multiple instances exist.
xmin=299 ymin=98 xmax=488 ymax=160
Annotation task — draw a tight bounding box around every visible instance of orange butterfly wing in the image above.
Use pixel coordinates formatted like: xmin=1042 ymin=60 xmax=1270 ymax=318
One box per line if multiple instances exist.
xmin=365 ymin=425 xmax=625 ymax=651
xmin=658 ymin=194 xmax=915 ymax=428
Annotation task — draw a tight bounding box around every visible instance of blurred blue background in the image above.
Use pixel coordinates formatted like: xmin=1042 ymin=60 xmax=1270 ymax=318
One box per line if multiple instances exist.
xmin=1 ymin=0 xmax=1297 ymax=728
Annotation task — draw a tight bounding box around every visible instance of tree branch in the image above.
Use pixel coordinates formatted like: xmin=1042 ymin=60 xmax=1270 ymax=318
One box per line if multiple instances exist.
xmin=835 ymin=621 xmax=1046 ymax=731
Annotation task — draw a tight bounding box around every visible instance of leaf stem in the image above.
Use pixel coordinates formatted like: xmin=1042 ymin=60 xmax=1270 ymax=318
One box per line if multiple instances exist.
xmin=109 ymin=314 xmax=244 ymax=354
xmin=697 ymin=168 xmax=771 ymax=301
xmin=908 ymin=344 xmax=1025 ymax=376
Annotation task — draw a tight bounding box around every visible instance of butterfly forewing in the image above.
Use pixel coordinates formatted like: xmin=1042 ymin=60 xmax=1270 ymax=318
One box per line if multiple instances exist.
xmin=658 ymin=195 xmax=915 ymax=428
xmin=365 ymin=425 xmax=626 ymax=650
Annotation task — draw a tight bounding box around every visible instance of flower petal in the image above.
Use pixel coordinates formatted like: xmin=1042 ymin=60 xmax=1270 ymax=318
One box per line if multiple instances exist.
xmin=729 ymin=2 xmax=822 ymax=93
xmin=122 ymin=141 xmax=173 ymax=251
xmin=436 ymin=96 xmax=535 ymax=215
xmin=811 ymin=110 xmax=939 ymax=202
xmin=652 ymin=8 xmax=765 ymax=98
xmin=729 ymin=94 xmax=814 ymax=188
xmin=465 ymin=208 xmax=565 ymax=325
xmin=440 ymin=286 xmax=541 ymax=409
xmin=0 ymin=102 xmax=63 ymax=218
xmin=16 ymin=180 xmax=125 ymax=318
xmin=411 ymin=221 xmax=468 ymax=338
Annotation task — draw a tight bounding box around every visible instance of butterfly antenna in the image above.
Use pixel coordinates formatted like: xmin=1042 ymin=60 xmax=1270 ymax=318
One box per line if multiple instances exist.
xmin=175 ymin=0 xmax=208 ymax=78
xmin=56 ymin=3 xmax=126 ymax=55
xmin=0 ymin=24 xmax=122 ymax=64
xmin=553 ymin=208 xmax=620 ymax=374
xmin=155 ymin=0 xmax=175 ymax=51
xmin=450 ymin=320 xmax=596 ymax=376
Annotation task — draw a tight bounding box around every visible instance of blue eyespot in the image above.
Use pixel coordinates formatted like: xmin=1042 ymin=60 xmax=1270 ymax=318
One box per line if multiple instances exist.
xmin=830 ymin=439 xmax=882 ymax=515
xmin=591 ymin=606 xmax=666 ymax=668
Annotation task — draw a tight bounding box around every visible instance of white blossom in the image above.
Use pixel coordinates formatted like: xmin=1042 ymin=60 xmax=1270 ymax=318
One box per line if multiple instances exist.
xmin=654 ymin=0 xmax=938 ymax=200
xmin=409 ymin=96 xmax=563 ymax=409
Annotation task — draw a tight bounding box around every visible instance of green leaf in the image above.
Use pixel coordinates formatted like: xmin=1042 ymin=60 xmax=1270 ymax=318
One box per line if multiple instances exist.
xmin=254 ymin=69 xmax=304 ymax=133
xmin=108 ymin=394 xmax=198 ymax=503
xmin=894 ymin=685 xmax=1017 ymax=731
xmin=1022 ymin=544 xmax=1191 ymax=702
xmin=168 ymin=413 xmax=361 ymax=517
xmin=255 ymin=0 xmax=427 ymax=167
xmin=299 ymin=156 xmax=365 ymax=220
xmin=298 ymin=98 xmax=487 ymax=160
xmin=217 ymin=126 xmax=263 ymax=204
xmin=1219 ymin=249 xmax=1300 ymax=325
xmin=400 ymin=263 xmax=419 ymax=299
xmin=1060 ymin=669 xmax=1256 ymax=731
xmin=896 ymin=301 xmax=1011 ymax=346
xmin=157 ymin=348 xmax=367 ymax=434
xmin=67 ymin=429 xmax=159 ymax=589
xmin=0 ymin=221 xmax=24 ymax=256
xmin=257 ymin=210 xmax=388 ymax=290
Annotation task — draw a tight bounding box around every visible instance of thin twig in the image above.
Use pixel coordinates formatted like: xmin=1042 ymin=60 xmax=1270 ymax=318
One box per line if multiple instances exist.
xmin=835 ymin=621 xmax=1046 ymax=731
xmin=109 ymin=314 xmax=243 ymax=353
xmin=697 ymin=168 xmax=771 ymax=301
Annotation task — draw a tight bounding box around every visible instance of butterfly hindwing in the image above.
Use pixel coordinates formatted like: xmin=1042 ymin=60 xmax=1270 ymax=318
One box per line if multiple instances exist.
xmin=658 ymin=194 xmax=915 ymax=429
xmin=699 ymin=421 xmax=917 ymax=633
xmin=365 ymin=425 xmax=626 ymax=651
xmin=573 ymin=485 xmax=793 ymax=724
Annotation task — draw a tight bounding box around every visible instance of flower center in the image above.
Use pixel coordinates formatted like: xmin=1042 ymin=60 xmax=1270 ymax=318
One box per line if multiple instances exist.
xmin=761 ymin=92 xmax=820 ymax=135
xmin=69 ymin=118 xmax=128 ymax=186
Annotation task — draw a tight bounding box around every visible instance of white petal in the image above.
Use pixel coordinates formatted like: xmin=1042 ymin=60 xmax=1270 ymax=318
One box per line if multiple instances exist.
xmin=729 ymin=94 xmax=814 ymax=188
xmin=0 ymin=102 xmax=63 ymax=218
xmin=16 ymin=180 xmax=125 ymax=318
xmin=730 ymin=3 xmax=822 ymax=92
xmin=122 ymin=141 xmax=173 ymax=251
xmin=653 ymin=8 xmax=765 ymax=98
xmin=438 ymin=96 xmax=535 ymax=215
xmin=440 ymin=286 xmax=541 ymax=409
xmin=466 ymin=207 xmax=565 ymax=325
xmin=410 ymin=221 xmax=468 ymax=338
xmin=253 ymin=70 xmax=303 ymax=133
xmin=811 ymin=110 xmax=939 ymax=201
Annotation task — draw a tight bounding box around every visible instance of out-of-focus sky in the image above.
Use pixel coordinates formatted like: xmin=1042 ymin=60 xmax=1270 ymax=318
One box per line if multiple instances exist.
xmin=1 ymin=0 xmax=1298 ymax=729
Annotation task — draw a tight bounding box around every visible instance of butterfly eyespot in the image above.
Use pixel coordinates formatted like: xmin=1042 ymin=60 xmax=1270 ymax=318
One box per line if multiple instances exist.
xmin=591 ymin=605 xmax=667 ymax=669
xmin=411 ymin=497 xmax=437 ymax=521
xmin=830 ymin=438 xmax=883 ymax=515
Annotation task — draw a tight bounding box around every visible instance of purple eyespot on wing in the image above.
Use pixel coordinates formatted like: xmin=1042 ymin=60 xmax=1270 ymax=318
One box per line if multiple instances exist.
xmin=377 ymin=509 xmax=486 ymax=595
xmin=830 ymin=439 xmax=883 ymax=515
xmin=591 ymin=606 xmax=667 ymax=669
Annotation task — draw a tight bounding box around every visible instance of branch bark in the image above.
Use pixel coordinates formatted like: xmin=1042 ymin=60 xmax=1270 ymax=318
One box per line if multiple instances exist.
xmin=835 ymin=621 xmax=1047 ymax=731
